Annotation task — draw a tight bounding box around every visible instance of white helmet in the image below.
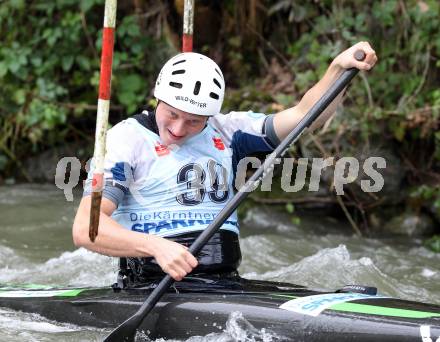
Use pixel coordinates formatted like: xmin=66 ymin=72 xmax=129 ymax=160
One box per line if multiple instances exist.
xmin=154 ymin=52 xmax=225 ymax=116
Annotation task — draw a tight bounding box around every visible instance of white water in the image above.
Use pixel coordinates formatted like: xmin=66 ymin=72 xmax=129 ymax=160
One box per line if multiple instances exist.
xmin=0 ymin=184 xmax=439 ymax=341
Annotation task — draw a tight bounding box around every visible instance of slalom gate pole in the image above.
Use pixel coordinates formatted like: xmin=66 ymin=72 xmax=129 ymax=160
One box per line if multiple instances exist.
xmin=89 ymin=0 xmax=117 ymax=242
xmin=182 ymin=0 xmax=194 ymax=52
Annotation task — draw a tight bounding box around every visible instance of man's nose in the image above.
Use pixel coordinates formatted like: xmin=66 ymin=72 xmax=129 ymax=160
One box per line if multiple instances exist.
xmin=172 ymin=120 xmax=186 ymax=136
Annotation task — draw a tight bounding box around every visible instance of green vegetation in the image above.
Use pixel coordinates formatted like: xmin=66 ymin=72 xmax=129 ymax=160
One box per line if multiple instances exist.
xmin=0 ymin=1 xmax=438 ymax=243
xmin=0 ymin=0 xmax=171 ymax=177
xmin=425 ymin=235 xmax=440 ymax=253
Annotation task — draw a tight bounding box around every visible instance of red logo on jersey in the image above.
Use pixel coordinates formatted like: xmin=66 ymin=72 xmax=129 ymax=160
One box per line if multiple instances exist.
xmin=155 ymin=142 xmax=170 ymax=156
xmin=213 ymin=137 xmax=225 ymax=150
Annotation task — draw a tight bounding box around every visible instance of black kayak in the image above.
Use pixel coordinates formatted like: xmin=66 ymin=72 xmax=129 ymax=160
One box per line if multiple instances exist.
xmin=1 ymin=276 xmax=439 ymax=341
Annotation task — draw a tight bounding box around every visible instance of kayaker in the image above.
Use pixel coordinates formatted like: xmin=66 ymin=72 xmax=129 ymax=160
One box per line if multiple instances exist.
xmin=72 ymin=42 xmax=377 ymax=285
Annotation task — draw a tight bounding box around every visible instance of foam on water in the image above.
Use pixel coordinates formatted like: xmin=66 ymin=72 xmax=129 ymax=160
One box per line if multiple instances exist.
xmin=0 ymin=245 xmax=26 ymax=268
xmin=421 ymin=268 xmax=437 ymax=278
xmin=0 ymin=308 xmax=76 ymax=332
xmin=0 ymin=247 xmax=116 ymax=286
xmin=243 ymin=244 xmax=432 ymax=302
xmin=0 ymin=308 xmax=105 ymax=342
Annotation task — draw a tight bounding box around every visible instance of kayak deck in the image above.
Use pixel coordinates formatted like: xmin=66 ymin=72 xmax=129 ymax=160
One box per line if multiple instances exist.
xmin=1 ymin=277 xmax=439 ymax=341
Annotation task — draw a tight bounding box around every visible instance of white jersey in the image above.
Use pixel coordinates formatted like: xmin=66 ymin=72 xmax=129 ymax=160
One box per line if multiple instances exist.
xmin=85 ymin=110 xmax=276 ymax=238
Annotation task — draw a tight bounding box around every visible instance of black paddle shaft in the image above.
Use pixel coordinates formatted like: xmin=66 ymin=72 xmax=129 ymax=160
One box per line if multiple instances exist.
xmin=104 ymin=50 xmax=366 ymax=342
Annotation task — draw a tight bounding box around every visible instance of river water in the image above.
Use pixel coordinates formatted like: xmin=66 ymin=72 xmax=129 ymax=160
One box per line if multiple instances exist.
xmin=0 ymin=184 xmax=439 ymax=341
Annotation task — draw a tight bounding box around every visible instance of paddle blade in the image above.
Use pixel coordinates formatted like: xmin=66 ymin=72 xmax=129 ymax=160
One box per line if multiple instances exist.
xmin=103 ymin=315 xmax=139 ymax=342
xmin=104 ymin=275 xmax=174 ymax=341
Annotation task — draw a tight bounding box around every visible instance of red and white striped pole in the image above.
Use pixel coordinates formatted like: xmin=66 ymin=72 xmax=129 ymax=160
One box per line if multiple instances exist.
xmin=89 ymin=0 xmax=117 ymax=242
xmin=182 ymin=0 xmax=194 ymax=52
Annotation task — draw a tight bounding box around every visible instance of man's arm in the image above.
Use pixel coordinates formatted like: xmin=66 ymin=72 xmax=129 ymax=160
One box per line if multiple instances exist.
xmin=272 ymin=41 xmax=378 ymax=140
xmin=72 ymin=195 xmax=198 ymax=281
xmin=73 ymin=195 xmax=151 ymax=256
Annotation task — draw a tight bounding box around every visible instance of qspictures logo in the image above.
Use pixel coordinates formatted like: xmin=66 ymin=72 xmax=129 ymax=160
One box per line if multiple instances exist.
xmin=54 ymin=155 xmax=386 ymax=203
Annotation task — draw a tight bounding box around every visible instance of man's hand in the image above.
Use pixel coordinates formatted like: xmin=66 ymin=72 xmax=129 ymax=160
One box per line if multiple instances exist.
xmin=273 ymin=41 xmax=378 ymax=138
xmin=146 ymin=234 xmax=198 ymax=281
xmin=332 ymin=41 xmax=378 ymax=71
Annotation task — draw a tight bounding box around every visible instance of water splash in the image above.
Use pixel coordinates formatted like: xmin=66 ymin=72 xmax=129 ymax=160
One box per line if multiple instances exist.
xmin=0 ymin=245 xmax=26 ymax=268
xmin=0 ymin=308 xmax=105 ymax=342
xmin=0 ymin=247 xmax=116 ymax=286
xmin=243 ymin=244 xmax=429 ymax=301
xmin=135 ymin=311 xmax=283 ymax=342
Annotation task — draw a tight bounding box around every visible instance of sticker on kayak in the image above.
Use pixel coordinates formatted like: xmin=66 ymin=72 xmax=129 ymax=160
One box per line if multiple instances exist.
xmin=0 ymin=289 xmax=83 ymax=298
xmin=280 ymin=293 xmax=386 ymax=317
xmin=420 ymin=325 xmax=440 ymax=342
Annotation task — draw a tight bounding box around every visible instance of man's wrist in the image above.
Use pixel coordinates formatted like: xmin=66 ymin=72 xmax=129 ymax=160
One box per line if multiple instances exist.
xmin=328 ymin=58 xmax=344 ymax=77
xmin=142 ymin=233 xmax=158 ymax=257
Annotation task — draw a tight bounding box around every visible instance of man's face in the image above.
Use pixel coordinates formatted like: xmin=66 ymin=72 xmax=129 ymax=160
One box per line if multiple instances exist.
xmin=155 ymin=101 xmax=208 ymax=146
